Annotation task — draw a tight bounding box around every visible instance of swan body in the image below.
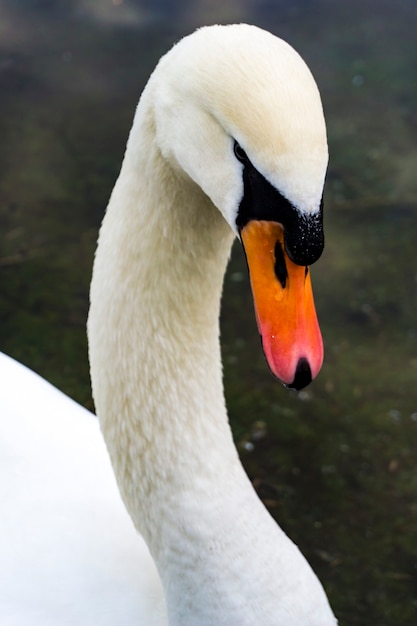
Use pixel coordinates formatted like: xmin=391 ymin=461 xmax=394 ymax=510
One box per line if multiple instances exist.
xmin=1 ymin=24 xmax=336 ymax=625
xmin=0 ymin=351 xmax=165 ymax=625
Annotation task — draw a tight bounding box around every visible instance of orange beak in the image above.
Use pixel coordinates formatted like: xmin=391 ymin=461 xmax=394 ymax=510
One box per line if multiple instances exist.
xmin=240 ymin=220 xmax=323 ymax=389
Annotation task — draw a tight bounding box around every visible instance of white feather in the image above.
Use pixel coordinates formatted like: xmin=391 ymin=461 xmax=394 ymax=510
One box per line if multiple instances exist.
xmin=1 ymin=24 xmax=336 ymax=625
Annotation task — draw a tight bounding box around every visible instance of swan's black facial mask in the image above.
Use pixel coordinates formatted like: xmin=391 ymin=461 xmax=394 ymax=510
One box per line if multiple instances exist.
xmin=234 ymin=141 xmax=324 ymax=266
xmin=234 ymin=141 xmax=325 ymax=389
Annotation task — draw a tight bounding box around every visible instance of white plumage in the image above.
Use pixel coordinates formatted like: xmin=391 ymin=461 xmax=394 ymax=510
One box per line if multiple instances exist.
xmin=1 ymin=24 xmax=337 ymax=625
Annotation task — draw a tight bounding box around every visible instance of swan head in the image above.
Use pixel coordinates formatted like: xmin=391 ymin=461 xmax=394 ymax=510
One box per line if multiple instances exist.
xmin=148 ymin=24 xmax=328 ymax=389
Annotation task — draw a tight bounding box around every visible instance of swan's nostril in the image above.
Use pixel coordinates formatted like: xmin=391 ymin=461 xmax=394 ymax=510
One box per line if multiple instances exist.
xmin=286 ymin=357 xmax=312 ymax=390
xmin=274 ymin=241 xmax=288 ymax=288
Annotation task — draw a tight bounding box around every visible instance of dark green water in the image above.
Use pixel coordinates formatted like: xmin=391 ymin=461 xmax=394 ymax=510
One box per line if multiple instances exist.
xmin=1 ymin=1 xmax=417 ymax=624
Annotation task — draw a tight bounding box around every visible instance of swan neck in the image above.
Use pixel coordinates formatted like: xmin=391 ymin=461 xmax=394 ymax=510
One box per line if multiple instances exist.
xmin=88 ymin=75 xmax=336 ymax=626
xmin=88 ymin=95 xmax=238 ymax=527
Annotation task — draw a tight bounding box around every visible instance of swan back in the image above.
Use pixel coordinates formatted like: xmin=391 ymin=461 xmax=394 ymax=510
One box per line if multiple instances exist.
xmin=0 ymin=352 xmax=165 ymax=625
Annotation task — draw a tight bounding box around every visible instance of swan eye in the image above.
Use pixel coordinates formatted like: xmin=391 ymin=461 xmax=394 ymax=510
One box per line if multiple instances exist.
xmin=233 ymin=141 xmax=248 ymax=163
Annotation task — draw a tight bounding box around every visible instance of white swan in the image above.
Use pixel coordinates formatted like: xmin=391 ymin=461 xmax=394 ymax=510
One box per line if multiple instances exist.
xmin=0 ymin=24 xmax=337 ymax=625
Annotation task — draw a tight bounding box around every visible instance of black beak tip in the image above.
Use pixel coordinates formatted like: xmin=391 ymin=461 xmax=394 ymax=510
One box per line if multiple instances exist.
xmin=285 ymin=357 xmax=312 ymax=391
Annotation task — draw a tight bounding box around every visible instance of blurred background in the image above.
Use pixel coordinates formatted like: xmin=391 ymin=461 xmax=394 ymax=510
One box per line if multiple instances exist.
xmin=1 ymin=1 xmax=416 ymax=623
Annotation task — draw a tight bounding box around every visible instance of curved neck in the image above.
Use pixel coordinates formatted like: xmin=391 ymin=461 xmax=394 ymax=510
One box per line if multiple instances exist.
xmin=88 ymin=92 xmax=335 ymax=626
